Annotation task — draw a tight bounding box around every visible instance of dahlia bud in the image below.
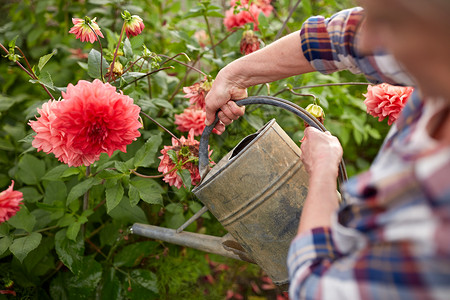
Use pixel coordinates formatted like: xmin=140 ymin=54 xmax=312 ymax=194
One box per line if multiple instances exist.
xmin=121 ymin=10 xmax=145 ymax=38
xmin=106 ymin=60 xmax=123 ymax=80
xmin=240 ymin=30 xmax=260 ymax=55
xmin=304 ymin=103 xmax=324 ymax=127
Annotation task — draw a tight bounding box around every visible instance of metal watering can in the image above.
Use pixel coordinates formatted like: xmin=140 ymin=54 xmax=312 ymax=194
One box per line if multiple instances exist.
xmin=131 ymin=96 xmax=347 ymax=289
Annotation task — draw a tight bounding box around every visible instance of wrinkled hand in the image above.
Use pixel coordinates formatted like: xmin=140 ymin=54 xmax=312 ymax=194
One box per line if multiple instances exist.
xmin=204 ymin=71 xmax=246 ymax=134
xmin=300 ymin=127 xmax=343 ymax=178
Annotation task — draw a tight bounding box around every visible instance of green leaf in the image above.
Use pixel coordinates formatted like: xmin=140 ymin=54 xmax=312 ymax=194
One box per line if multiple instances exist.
xmin=108 ymin=196 xmax=147 ymax=224
xmin=178 ymin=169 xmax=192 ymax=190
xmin=105 ymin=180 xmax=124 ymax=213
xmin=165 ymin=203 xmax=183 ymax=214
xmin=152 ymin=98 xmax=173 ymax=110
xmin=0 ymin=223 xmax=9 ymax=237
xmin=62 ymin=167 xmax=82 ymax=178
xmin=0 ymin=236 xmax=12 ymax=255
xmin=38 ymin=49 xmax=57 ymax=71
xmin=44 ymin=181 xmax=67 ymax=205
xmin=16 ymin=154 xmax=46 ymax=185
xmin=7 ymin=207 xmax=36 ymax=233
xmin=123 ymin=38 xmax=133 ymax=58
xmin=130 ymin=178 xmax=164 ymax=205
xmin=113 ymin=241 xmax=158 ymax=267
xmin=55 ymin=229 xmax=84 ymax=274
xmin=133 ymin=134 xmax=162 ymax=168
xmin=9 ymin=232 xmax=42 ymax=263
xmin=206 ymin=10 xmax=224 ymax=17
xmin=100 ymin=268 xmax=121 ymax=300
xmin=128 ymin=184 xmax=140 ymax=206
xmin=88 ymin=49 xmax=108 ymax=79
xmin=66 ymin=222 xmax=81 ymax=241
xmin=19 ymin=186 xmax=42 ymax=203
xmin=29 ymin=71 xmax=55 ymax=90
xmin=96 ymin=169 xmax=123 ymax=180
xmin=130 ymin=35 xmax=144 ymax=49
xmin=127 ymin=269 xmax=159 ymax=298
xmin=42 ymin=165 xmax=69 ymax=181
xmin=67 ymin=177 xmax=101 ymax=206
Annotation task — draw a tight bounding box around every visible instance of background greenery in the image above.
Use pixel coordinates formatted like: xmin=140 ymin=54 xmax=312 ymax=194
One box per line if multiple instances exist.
xmin=0 ymin=0 xmax=389 ymax=299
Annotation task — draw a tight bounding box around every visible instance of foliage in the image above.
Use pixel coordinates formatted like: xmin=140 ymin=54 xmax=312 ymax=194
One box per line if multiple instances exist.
xmin=0 ymin=0 xmax=389 ymax=298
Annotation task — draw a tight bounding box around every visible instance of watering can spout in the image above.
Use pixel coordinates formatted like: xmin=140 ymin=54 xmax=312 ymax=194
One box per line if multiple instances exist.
xmin=131 ymin=223 xmax=255 ymax=264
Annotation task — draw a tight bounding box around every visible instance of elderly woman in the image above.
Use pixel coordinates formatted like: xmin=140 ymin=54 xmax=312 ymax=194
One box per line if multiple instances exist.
xmin=205 ymin=0 xmax=450 ymax=299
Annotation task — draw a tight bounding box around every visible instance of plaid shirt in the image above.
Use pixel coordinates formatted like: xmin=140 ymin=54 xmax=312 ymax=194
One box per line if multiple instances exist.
xmin=288 ymin=7 xmax=450 ymax=300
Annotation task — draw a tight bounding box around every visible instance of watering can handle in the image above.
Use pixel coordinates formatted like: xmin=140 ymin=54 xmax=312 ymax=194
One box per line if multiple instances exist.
xmin=198 ymin=95 xmax=348 ymax=188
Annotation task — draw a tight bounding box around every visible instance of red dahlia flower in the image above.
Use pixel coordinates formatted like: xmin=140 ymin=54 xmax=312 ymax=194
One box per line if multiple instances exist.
xmin=122 ymin=10 xmax=145 ymax=38
xmin=29 ymin=80 xmax=142 ymax=167
xmin=182 ymin=77 xmax=213 ymax=110
xmin=364 ymin=83 xmax=414 ymax=125
xmin=240 ymin=30 xmax=260 ymax=55
xmin=158 ymin=129 xmax=212 ymax=189
xmin=175 ymin=107 xmax=219 ymax=136
xmin=0 ymin=181 xmax=23 ymax=223
xmin=69 ymin=17 xmax=104 ymax=43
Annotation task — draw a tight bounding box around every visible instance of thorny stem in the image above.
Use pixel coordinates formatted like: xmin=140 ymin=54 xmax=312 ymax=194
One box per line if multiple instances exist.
xmin=203 ymin=14 xmax=217 ymax=58
xmin=109 ymin=23 xmax=126 ymax=82
xmin=0 ymin=43 xmax=55 ymax=100
xmin=159 ymin=54 xmax=207 ymax=77
xmin=274 ymin=0 xmax=302 ymax=40
xmin=86 ymin=23 xmax=105 ymax=82
xmin=140 ymin=111 xmax=181 ymax=143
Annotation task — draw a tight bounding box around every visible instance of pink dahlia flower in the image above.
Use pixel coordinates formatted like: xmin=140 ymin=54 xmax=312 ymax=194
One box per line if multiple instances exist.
xmin=69 ymin=17 xmax=104 ymax=43
xmin=29 ymin=79 xmax=142 ymax=167
xmin=158 ymin=129 xmax=212 ymax=189
xmin=182 ymin=77 xmax=212 ymax=110
xmin=223 ymin=0 xmax=273 ymax=31
xmin=122 ymin=10 xmax=145 ymax=38
xmin=0 ymin=181 xmax=23 ymax=223
xmin=175 ymin=107 xmax=219 ymax=136
xmin=363 ymin=83 xmax=414 ymax=125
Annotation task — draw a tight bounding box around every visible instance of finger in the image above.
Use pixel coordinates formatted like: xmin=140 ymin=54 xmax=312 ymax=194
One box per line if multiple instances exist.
xmin=226 ymin=101 xmax=245 ymax=119
xmin=205 ymin=100 xmax=222 ymax=126
xmin=218 ymin=111 xmax=234 ymax=125
xmin=214 ymin=121 xmax=225 ymax=135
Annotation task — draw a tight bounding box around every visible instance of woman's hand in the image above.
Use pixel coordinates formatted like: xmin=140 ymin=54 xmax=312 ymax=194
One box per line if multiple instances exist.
xmin=204 ymin=69 xmax=246 ymax=134
xmin=300 ymin=127 xmax=343 ymax=178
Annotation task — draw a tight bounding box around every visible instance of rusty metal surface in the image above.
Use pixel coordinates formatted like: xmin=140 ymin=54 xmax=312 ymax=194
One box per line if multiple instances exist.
xmin=193 ymin=119 xmax=309 ymax=286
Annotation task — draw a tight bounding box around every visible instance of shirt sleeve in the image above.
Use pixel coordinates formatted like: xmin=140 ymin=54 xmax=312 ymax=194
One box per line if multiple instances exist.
xmin=300 ymin=7 xmax=415 ymax=86
xmin=288 ymin=223 xmax=450 ymax=300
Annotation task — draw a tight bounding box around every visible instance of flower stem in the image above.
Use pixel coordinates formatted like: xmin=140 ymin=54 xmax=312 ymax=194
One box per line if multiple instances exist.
xmin=203 ymin=14 xmax=217 ymax=58
xmin=86 ymin=23 xmax=105 ymax=82
xmin=109 ymin=23 xmax=125 ymax=82
xmin=274 ymin=0 xmax=302 ymax=40
xmin=0 ymin=43 xmax=55 ymax=100
xmin=140 ymin=111 xmax=181 ymax=143
xmin=159 ymin=53 xmax=207 ymax=77
xmin=82 ymin=165 xmax=91 ymax=236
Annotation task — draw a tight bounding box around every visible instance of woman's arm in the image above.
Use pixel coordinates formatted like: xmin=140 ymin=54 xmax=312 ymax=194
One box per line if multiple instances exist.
xmin=204 ymin=31 xmax=315 ymax=132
